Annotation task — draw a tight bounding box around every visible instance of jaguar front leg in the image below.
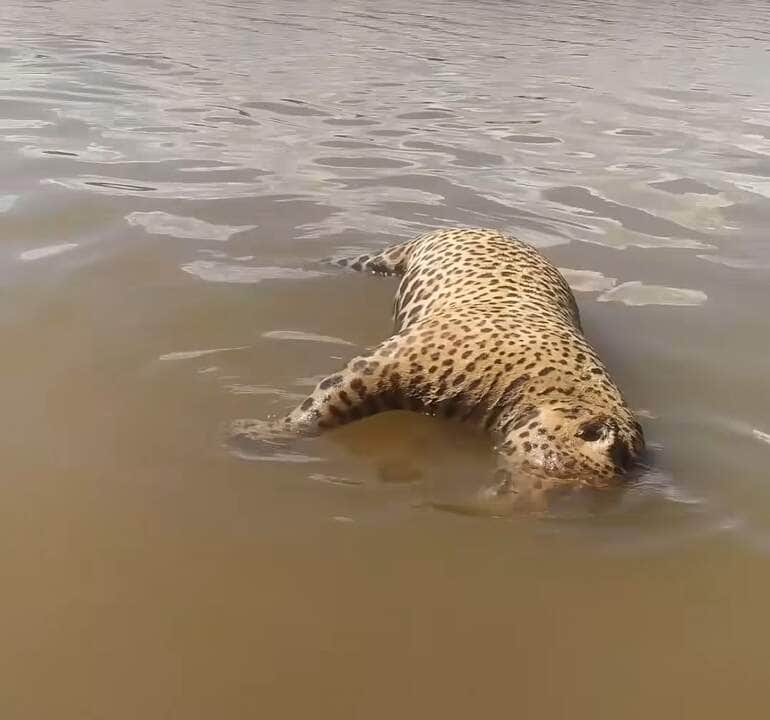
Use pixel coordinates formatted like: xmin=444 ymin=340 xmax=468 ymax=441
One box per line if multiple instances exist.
xmin=229 ymin=342 xmax=415 ymax=452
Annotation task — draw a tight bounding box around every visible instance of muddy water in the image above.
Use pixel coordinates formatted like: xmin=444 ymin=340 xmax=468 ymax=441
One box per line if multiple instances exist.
xmin=2 ymin=0 xmax=770 ymax=717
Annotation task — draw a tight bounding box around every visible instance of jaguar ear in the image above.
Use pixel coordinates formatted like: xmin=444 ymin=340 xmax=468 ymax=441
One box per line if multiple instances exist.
xmin=609 ymin=437 xmax=633 ymax=470
xmin=575 ymin=417 xmax=612 ymax=443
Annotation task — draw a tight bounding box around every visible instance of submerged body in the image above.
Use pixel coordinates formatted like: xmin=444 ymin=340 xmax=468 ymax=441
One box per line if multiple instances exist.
xmin=232 ymin=228 xmax=644 ymax=506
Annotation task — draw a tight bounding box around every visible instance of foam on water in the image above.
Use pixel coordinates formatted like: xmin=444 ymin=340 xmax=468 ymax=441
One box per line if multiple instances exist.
xmin=598 ymin=281 xmax=707 ymax=306
xmin=19 ymin=243 xmax=79 ymax=261
xmin=180 ymin=261 xmax=326 ymax=284
xmin=261 ymin=330 xmax=355 ymax=346
xmin=127 ymin=211 xmax=256 ymax=242
xmin=157 ymin=346 xmax=250 ymax=361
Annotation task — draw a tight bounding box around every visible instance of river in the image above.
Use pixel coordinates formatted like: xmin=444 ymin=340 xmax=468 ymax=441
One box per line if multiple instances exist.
xmin=1 ymin=1 xmax=770 ymax=717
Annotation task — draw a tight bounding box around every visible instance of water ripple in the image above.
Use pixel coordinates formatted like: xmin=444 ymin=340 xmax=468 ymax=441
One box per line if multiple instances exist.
xmin=0 ymin=0 xmax=769 ymax=544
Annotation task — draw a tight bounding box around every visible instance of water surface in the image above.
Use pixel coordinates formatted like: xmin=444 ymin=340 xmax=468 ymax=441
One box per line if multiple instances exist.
xmin=2 ymin=1 xmax=770 ymax=717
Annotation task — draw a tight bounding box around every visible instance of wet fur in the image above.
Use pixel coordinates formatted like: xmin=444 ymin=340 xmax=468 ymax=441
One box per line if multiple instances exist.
xmin=232 ymin=228 xmax=644 ymax=503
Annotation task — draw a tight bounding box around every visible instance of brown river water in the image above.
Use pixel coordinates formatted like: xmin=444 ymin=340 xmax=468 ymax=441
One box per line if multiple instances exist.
xmin=2 ymin=1 xmax=770 ymax=717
